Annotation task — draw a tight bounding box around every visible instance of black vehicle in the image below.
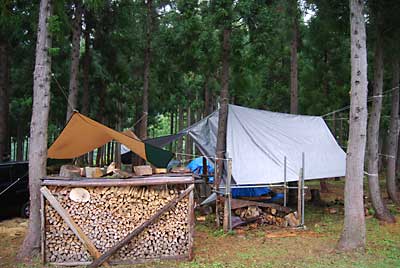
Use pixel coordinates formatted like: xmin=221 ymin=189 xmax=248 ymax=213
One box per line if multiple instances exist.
xmin=0 ymin=161 xmax=30 ymax=218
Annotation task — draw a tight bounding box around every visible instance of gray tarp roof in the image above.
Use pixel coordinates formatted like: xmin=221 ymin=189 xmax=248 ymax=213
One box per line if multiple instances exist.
xmin=146 ymin=105 xmax=346 ymax=185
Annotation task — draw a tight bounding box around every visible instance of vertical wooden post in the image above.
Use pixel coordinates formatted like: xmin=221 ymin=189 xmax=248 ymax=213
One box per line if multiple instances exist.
xmin=223 ymin=158 xmax=232 ymax=232
xmin=215 ymin=157 xmax=220 ymax=227
xmin=188 ymin=184 xmax=195 ymax=260
xmin=40 ymin=192 xmax=45 ymax=264
xmin=297 ymin=168 xmax=302 ymax=224
xmin=283 ymin=156 xmax=287 ymax=207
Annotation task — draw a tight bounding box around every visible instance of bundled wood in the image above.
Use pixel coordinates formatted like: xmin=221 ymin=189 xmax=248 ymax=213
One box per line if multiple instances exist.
xmin=44 ymin=184 xmax=192 ymax=264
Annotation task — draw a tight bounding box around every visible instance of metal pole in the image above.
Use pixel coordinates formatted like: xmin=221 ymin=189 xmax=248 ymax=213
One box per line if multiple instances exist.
xmin=228 ymin=158 xmax=232 ymax=231
xmin=301 ymin=152 xmax=305 ymax=226
xmin=283 ymin=156 xmax=287 ymax=207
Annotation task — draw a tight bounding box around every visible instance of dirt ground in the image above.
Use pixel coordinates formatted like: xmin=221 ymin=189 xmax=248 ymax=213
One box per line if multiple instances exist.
xmin=1 ymin=180 xmax=400 ymax=268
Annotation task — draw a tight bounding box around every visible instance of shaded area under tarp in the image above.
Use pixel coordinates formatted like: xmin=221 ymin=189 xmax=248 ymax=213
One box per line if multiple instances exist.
xmin=47 ymin=112 xmax=173 ymax=168
xmin=146 ymin=105 xmax=346 ymax=184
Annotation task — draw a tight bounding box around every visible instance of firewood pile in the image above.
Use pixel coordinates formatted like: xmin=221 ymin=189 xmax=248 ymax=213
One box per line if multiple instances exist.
xmin=232 ymin=205 xmax=299 ymax=227
xmin=44 ymin=185 xmax=191 ymax=264
xmin=218 ymin=198 xmax=299 ymax=228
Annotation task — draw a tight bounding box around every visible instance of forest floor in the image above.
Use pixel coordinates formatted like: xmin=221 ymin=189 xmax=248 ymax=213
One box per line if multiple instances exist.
xmin=1 ymin=179 xmax=400 ymax=268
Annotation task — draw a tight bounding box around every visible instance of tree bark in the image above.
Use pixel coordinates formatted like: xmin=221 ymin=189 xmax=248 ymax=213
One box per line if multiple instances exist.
xmin=204 ymin=74 xmax=212 ymax=116
xmin=337 ymin=0 xmax=367 ymax=251
xmin=215 ymin=27 xmax=231 ymax=187
xmin=0 ymin=40 xmax=10 ymax=162
xmin=185 ymin=105 xmax=192 ymax=158
xmin=290 ymin=2 xmax=299 ymax=114
xmin=367 ymin=22 xmax=395 ymax=222
xmin=16 ymin=123 xmax=24 ymax=161
xmin=66 ymin=0 xmax=83 ymax=122
xmin=18 ymin=0 xmax=53 ymax=260
xmin=386 ymin=59 xmax=400 ymax=205
xmin=139 ymin=0 xmax=152 ymax=141
xmin=177 ymin=105 xmax=184 ymax=161
xmin=81 ymin=17 xmax=90 ymax=116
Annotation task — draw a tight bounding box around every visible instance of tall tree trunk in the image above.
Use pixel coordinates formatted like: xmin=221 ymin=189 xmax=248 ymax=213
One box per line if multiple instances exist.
xmin=288 ymin=2 xmax=300 ymax=205
xmin=18 ymin=0 xmax=53 ymax=260
xmin=337 ymin=0 xmax=367 ymax=251
xmin=204 ymin=74 xmax=212 ymax=116
xmin=16 ymin=123 xmax=24 ymax=161
xmin=170 ymin=111 xmax=174 ymax=151
xmin=290 ymin=1 xmax=299 ymax=114
xmin=0 ymin=40 xmax=10 ymax=162
xmin=185 ymin=105 xmax=192 ymax=159
xmin=386 ymin=59 xmax=400 ymax=205
xmin=177 ymin=105 xmax=184 ymax=161
xmin=66 ymin=0 xmax=83 ymax=122
xmin=139 ymin=0 xmax=152 ymax=141
xmin=367 ymin=23 xmax=395 ymax=222
xmin=81 ymin=20 xmax=90 ymax=116
xmin=215 ymin=27 xmax=231 ymax=187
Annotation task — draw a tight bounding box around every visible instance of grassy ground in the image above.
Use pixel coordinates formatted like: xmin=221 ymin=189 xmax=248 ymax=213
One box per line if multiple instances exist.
xmin=1 ymin=180 xmax=400 ymax=268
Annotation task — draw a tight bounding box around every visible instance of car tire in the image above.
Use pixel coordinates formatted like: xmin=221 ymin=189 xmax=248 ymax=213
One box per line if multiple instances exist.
xmin=20 ymin=201 xmax=30 ymax=218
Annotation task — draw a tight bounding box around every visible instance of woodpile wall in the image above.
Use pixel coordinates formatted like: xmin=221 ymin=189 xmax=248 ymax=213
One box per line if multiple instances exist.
xmin=44 ymin=184 xmax=193 ymax=265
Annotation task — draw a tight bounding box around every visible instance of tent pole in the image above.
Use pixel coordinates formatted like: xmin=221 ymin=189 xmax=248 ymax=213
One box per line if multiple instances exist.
xmin=283 ymin=156 xmax=287 ymax=207
xmin=223 ymin=158 xmax=232 ymax=232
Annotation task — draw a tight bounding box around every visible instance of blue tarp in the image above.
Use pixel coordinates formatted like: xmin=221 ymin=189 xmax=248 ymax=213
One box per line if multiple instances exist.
xmin=187 ymin=157 xmax=282 ymax=201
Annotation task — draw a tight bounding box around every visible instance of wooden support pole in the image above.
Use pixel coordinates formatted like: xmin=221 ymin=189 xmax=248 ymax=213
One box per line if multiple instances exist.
xmin=223 ymin=158 xmax=232 ymax=232
xmin=283 ymin=156 xmax=287 ymax=207
xmin=40 ymin=187 xmax=111 ymax=268
xmin=215 ymin=157 xmax=221 ymax=227
xmin=40 ymin=191 xmax=45 ymax=264
xmin=89 ymin=184 xmax=195 ymax=268
xmin=188 ymin=184 xmax=195 ymax=260
xmin=297 ymin=168 xmax=302 ymax=223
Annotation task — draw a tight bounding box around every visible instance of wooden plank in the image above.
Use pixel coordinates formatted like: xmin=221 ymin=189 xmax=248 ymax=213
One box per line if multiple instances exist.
xmin=88 ymin=184 xmax=195 ymax=268
xmin=49 ymin=255 xmax=190 ymax=267
xmin=40 ymin=192 xmax=45 ymax=264
xmin=40 ymin=187 xmax=111 ymax=268
xmin=229 ymin=198 xmax=291 ymax=214
xmin=42 ymin=175 xmax=194 ymax=187
xmin=187 ymin=184 xmax=195 ymax=260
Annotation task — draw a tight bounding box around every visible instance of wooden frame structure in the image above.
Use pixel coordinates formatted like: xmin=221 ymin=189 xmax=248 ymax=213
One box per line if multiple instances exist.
xmin=41 ymin=175 xmax=195 ymax=267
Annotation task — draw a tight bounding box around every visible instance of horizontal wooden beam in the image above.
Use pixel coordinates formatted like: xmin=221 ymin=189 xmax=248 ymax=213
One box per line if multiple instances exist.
xmin=42 ymin=175 xmax=194 ymax=187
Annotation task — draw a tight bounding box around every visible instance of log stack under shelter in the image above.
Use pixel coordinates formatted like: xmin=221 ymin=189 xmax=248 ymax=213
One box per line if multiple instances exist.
xmin=41 ymin=175 xmax=194 ymax=266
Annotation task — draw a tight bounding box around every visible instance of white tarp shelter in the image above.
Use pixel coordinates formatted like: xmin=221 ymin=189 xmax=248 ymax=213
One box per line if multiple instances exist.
xmin=146 ymin=105 xmax=346 ymax=185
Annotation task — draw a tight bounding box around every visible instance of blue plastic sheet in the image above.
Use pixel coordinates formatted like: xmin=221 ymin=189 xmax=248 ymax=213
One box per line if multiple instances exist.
xmin=187 ymin=158 xmax=282 ymax=200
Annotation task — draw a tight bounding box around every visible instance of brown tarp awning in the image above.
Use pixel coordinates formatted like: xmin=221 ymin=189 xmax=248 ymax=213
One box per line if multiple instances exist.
xmin=48 ymin=112 xmax=173 ymax=168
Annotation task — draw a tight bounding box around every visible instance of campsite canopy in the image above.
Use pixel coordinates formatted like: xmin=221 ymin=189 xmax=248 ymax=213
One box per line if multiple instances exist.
xmin=146 ymin=105 xmax=346 ymax=184
xmin=47 ymin=112 xmax=173 ymax=168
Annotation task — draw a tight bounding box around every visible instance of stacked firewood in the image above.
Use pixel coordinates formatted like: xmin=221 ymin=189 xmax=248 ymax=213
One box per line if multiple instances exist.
xmin=231 ymin=205 xmax=299 ymax=228
xmin=45 ymin=185 xmax=190 ymax=263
